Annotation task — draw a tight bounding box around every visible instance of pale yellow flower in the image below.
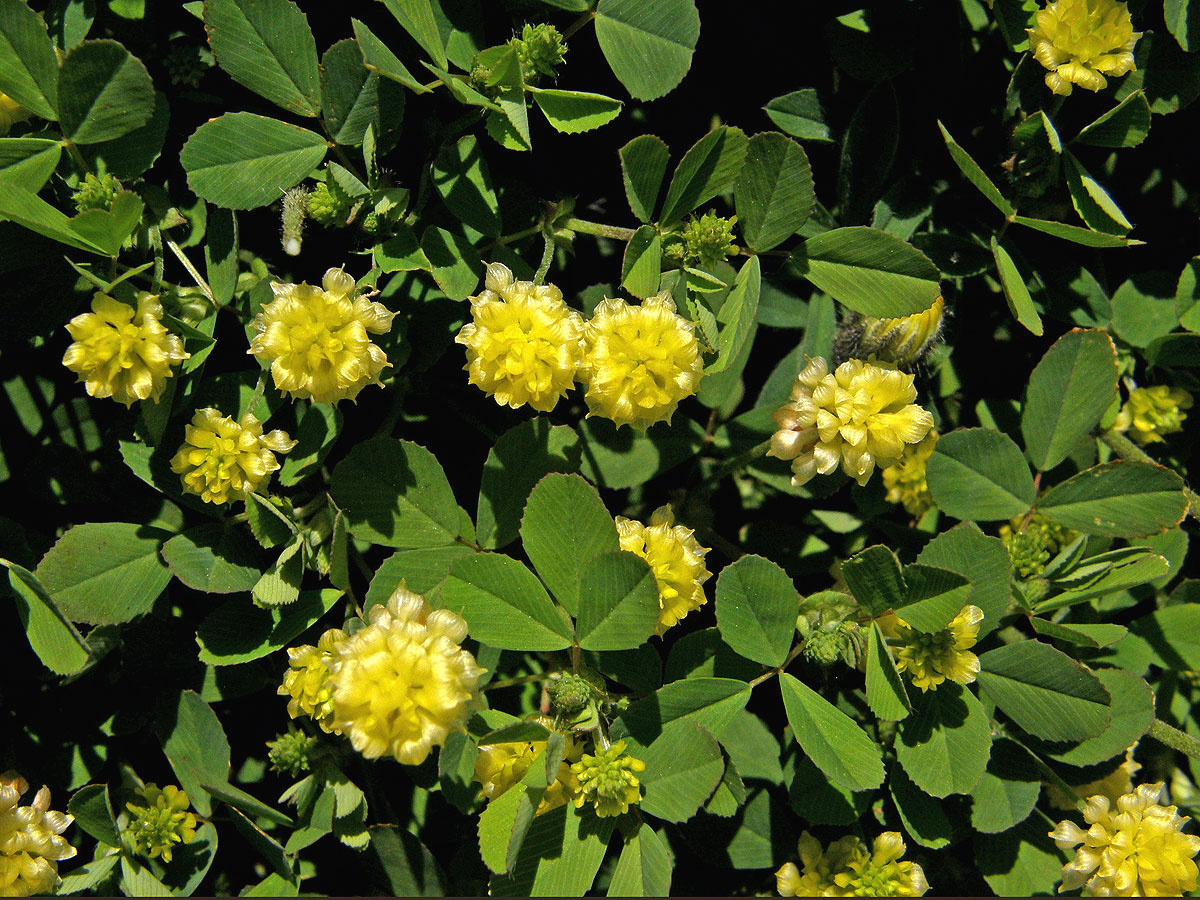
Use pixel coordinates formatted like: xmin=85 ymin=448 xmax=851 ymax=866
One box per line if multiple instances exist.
xmin=1113 ymin=385 xmax=1192 ymax=445
xmin=1028 ymin=0 xmax=1141 ymax=96
xmin=124 ymin=784 xmax=197 ymax=864
xmin=578 ymin=292 xmax=704 ymax=431
xmin=62 ymin=292 xmax=188 ymax=406
xmin=0 ymin=772 xmax=75 ymax=898
xmin=614 ymin=504 xmax=712 ymax=636
xmin=777 ymin=830 xmax=929 ymax=897
xmin=249 ymin=267 xmax=396 ymax=403
xmin=455 ymin=262 xmax=584 ymax=412
xmin=844 ymin=295 xmax=946 ymax=370
xmin=768 ymin=357 xmax=934 ymax=487
xmin=1051 ymin=782 xmax=1200 ymax=896
xmin=170 ymin=408 xmax=295 ymax=505
xmin=473 ymin=723 xmax=582 ymax=814
xmin=0 ymin=93 xmax=32 ymax=134
xmin=1047 ymin=745 xmax=1140 ymax=812
xmin=882 ymin=431 xmax=938 ymax=517
xmin=279 ymin=628 xmax=349 ymax=734
xmin=891 ymin=605 xmax=984 ymax=692
xmin=328 ymin=584 xmax=485 ymax=765
xmin=570 ymin=740 xmax=645 ymax=818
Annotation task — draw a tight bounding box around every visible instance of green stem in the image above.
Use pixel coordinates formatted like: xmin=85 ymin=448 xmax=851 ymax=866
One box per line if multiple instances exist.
xmin=564 ymin=217 xmax=637 ymax=242
xmin=1148 ymin=718 xmax=1200 ymax=762
xmin=165 ymin=240 xmax=216 ymax=308
xmin=703 ymin=438 xmax=774 ymax=487
xmin=61 ymin=140 xmax=92 ymax=176
xmin=747 ymin=644 xmax=805 ymax=689
xmin=485 ymin=224 xmax=542 ymax=250
xmin=562 ymin=9 xmax=597 ymax=41
xmin=483 ymin=672 xmax=553 ymax=693
xmin=1100 ymin=428 xmax=1200 ymax=520
xmin=534 ymin=231 xmax=555 ymax=285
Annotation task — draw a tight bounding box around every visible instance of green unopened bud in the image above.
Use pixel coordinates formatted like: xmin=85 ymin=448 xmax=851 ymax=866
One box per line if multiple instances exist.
xmin=124 ymin=785 xmax=198 ymax=864
xmin=307 ymin=181 xmax=350 ymax=228
xmin=73 ymin=172 xmax=121 ymax=213
xmin=359 ymin=210 xmax=380 ymax=235
xmin=833 ymin=296 xmax=946 ymax=370
xmin=268 ymin=729 xmax=320 ymax=778
xmin=1003 ymin=527 xmax=1051 ymax=578
xmin=513 ymin=23 xmax=567 ymax=81
xmin=802 ymin=625 xmax=844 ymax=666
xmin=550 ymin=673 xmax=593 ymax=715
xmin=570 ymin=740 xmax=644 ymax=818
xmin=164 ymin=43 xmax=209 ymax=87
xmin=680 ymin=211 xmax=738 ymax=269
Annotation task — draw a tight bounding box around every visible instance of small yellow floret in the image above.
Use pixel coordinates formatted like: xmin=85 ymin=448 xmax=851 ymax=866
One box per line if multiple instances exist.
xmin=328 ymin=584 xmax=485 ymax=765
xmin=890 ymin=605 xmax=984 ymax=692
xmin=279 ymin=628 xmax=349 ymax=734
xmin=169 ymin=408 xmax=296 ymax=505
xmin=614 ymin=504 xmax=712 ymax=635
xmin=777 ymin=830 xmax=929 ymax=897
xmin=123 ymin=784 xmax=197 ymax=864
xmin=570 ymin=740 xmax=645 ymax=818
xmin=455 ymin=262 xmax=584 ymax=412
xmin=473 ymin=724 xmax=581 ymax=814
xmin=882 ymin=431 xmax=938 ymax=517
xmin=1050 ymin=782 xmax=1200 ymax=896
xmin=250 ymin=267 xmax=396 ymax=403
xmin=0 ymin=93 xmax=32 ymax=133
xmin=1113 ymin=385 xmax=1193 ymax=445
xmin=768 ymin=357 xmax=934 ymax=487
xmin=1027 ymin=0 xmax=1141 ymax=96
xmin=0 ymin=772 xmax=75 ymax=898
xmin=578 ymin=292 xmax=704 ymax=431
xmin=62 ymin=292 xmax=189 ymax=406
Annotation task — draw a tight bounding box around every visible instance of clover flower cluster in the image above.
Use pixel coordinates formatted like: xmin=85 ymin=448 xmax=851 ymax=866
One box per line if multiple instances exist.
xmin=1027 ymin=0 xmax=1140 ymax=96
xmin=768 ymin=357 xmax=935 ymax=488
xmin=1050 ymin=782 xmax=1200 ymax=896
xmin=570 ymin=740 xmax=646 ymax=818
xmin=123 ymin=784 xmax=198 ymax=864
xmin=776 ymin=830 xmax=929 ymax=897
xmin=999 ymin=511 xmax=1078 ymax=578
xmin=0 ymin=772 xmax=75 ymax=898
xmin=457 ymin=263 xmax=703 ymax=431
xmin=834 ymin=295 xmax=946 ymax=371
xmin=1114 ymin=385 xmax=1193 ymax=445
xmin=280 ymin=584 xmax=484 ymax=766
xmin=615 ymin=504 xmax=712 ymax=635
xmin=882 ymin=431 xmax=938 ymax=518
xmin=473 ymin=723 xmax=582 ymax=816
xmin=880 ymin=605 xmax=984 ymax=692
xmin=170 ymin=408 xmax=296 ymax=506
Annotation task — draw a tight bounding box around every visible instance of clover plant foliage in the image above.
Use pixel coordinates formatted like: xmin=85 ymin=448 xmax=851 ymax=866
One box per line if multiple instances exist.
xmin=3 ymin=0 xmax=1200 ymax=896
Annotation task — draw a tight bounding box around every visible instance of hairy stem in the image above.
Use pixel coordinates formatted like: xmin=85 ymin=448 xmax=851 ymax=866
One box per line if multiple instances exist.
xmin=534 ymin=231 xmax=555 ymax=285
xmin=1148 ymin=718 xmax=1200 ymax=762
xmin=564 ymin=217 xmax=638 ymax=242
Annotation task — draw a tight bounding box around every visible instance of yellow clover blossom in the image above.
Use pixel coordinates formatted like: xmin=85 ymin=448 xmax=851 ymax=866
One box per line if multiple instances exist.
xmin=578 ymin=292 xmax=704 ymax=432
xmin=62 ymin=292 xmax=189 ymax=406
xmin=882 ymin=431 xmax=938 ymax=518
xmin=0 ymin=93 xmax=32 ymax=133
xmin=249 ymin=267 xmax=396 ymax=403
xmin=455 ymin=262 xmax=584 ymax=412
xmin=170 ymin=408 xmax=296 ymax=505
xmin=1050 ymin=782 xmax=1200 ymax=896
xmin=840 ymin=295 xmax=946 ymax=370
xmin=123 ymin=784 xmax=197 ymax=864
xmin=570 ymin=740 xmax=645 ymax=818
xmin=328 ymin=584 xmax=485 ymax=765
xmin=1027 ymin=0 xmax=1140 ymax=96
xmin=777 ymin=830 xmax=929 ymax=897
xmin=0 ymin=772 xmax=75 ymax=899
xmin=1113 ymin=385 xmax=1193 ymax=445
xmin=888 ymin=605 xmax=984 ymax=692
xmin=768 ymin=357 xmax=935 ymax=488
xmin=614 ymin=504 xmax=712 ymax=636
xmin=279 ymin=628 xmax=349 ymax=734
xmin=473 ymin=725 xmax=582 ymax=814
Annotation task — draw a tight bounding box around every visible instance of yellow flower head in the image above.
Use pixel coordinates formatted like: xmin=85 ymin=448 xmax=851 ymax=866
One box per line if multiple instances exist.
xmin=570 ymin=739 xmax=646 ymax=818
xmin=579 ymin=292 xmax=704 ymax=432
xmin=279 ymin=628 xmax=349 ymax=734
xmin=170 ymin=408 xmax=296 ymax=505
xmin=1113 ymin=385 xmax=1193 ymax=445
xmin=328 ymin=584 xmax=485 ymax=765
xmin=0 ymin=93 xmax=32 ymax=133
xmin=768 ymin=357 xmax=935 ymax=488
xmin=1051 ymin=782 xmax=1200 ymax=896
xmin=1047 ymin=745 xmax=1141 ymax=812
xmin=473 ymin=723 xmax=582 ymax=814
xmin=249 ymin=267 xmax=396 ymax=403
xmin=614 ymin=504 xmax=712 ymax=636
xmin=455 ymin=262 xmax=584 ymax=412
xmin=849 ymin=295 xmax=946 ymax=370
xmin=777 ymin=830 xmax=929 ymax=897
xmin=1027 ymin=0 xmax=1141 ymax=96
xmin=891 ymin=605 xmax=984 ymax=692
xmin=882 ymin=431 xmax=938 ymax=518
xmin=62 ymin=292 xmax=189 ymax=407
xmin=0 ymin=772 xmax=75 ymax=898
xmin=123 ymin=784 xmax=197 ymax=864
